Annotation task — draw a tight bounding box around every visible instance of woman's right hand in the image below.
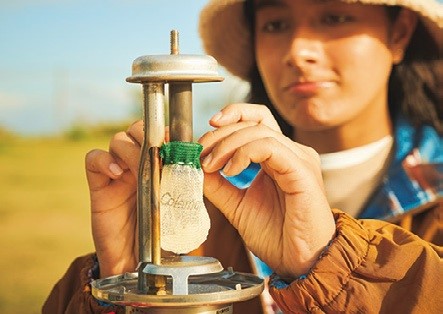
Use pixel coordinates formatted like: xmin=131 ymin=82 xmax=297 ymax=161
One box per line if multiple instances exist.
xmin=85 ymin=121 xmax=144 ymax=278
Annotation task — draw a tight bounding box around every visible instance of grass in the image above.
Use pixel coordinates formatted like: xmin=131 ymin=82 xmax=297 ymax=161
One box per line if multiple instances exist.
xmin=0 ymin=136 xmax=109 ymax=313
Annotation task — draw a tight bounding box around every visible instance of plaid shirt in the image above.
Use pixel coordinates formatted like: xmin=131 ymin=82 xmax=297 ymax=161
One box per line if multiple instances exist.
xmin=226 ymin=116 xmax=442 ymax=221
xmin=359 ymin=117 xmax=442 ymax=220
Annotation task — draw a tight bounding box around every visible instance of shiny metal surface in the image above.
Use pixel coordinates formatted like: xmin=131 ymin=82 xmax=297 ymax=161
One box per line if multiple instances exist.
xmin=125 ymin=304 xmax=233 ymax=314
xmin=137 ymin=83 xmax=165 ymax=292
xmin=97 ymin=30 xmax=263 ymax=312
xmin=91 ymin=267 xmax=264 ymax=308
xmin=143 ymin=256 xmax=223 ymax=295
xmin=126 ymin=54 xmax=224 ymax=83
xmin=169 ymin=82 xmax=193 ymax=141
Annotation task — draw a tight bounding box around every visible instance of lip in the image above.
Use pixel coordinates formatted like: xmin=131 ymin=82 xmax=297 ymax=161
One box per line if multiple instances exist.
xmin=283 ymin=81 xmax=335 ymax=95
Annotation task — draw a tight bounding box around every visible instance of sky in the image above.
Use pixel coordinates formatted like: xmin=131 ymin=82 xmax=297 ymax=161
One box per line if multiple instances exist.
xmin=0 ymin=0 xmax=248 ymax=136
xmin=2 ymin=0 xmax=441 ymax=136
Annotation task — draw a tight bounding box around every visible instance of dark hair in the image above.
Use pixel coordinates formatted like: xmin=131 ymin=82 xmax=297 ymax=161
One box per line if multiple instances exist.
xmin=243 ymin=1 xmax=442 ymax=136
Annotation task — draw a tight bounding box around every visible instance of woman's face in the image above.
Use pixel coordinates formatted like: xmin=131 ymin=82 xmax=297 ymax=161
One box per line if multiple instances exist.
xmin=254 ymin=0 xmax=400 ymax=132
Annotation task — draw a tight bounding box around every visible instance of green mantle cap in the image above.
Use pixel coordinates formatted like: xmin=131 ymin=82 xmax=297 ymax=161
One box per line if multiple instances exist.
xmin=160 ymin=141 xmax=203 ymax=169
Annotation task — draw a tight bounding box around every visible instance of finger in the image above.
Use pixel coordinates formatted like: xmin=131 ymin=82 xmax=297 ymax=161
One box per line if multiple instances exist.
xmin=203 ymin=171 xmax=245 ymax=218
xmin=201 ymin=123 xmax=278 ymax=172
xmin=126 ymin=120 xmax=144 ymax=145
xmin=209 ymin=103 xmax=281 ymax=132
xmin=198 ymin=120 xmax=258 ymax=157
xmin=201 ymin=138 xmax=314 ymax=231
xmin=85 ymin=149 xmax=124 ymax=191
xmin=109 ymin=131 xmax=141 ymax=177
xmin=201 ymin=124 xmax=314 ymax=174
xmin=218 ymin=138 xmax=317 ymax=194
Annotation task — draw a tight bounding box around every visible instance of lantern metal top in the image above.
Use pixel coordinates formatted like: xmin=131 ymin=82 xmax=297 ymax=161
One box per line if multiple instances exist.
xmin=127 ymin=30 xmax=223 ymax=83
xmin=126 ymin=54 xmax=224 ymax=83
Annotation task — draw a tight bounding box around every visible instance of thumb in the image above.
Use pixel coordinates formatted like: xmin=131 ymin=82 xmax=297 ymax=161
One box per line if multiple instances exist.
xmin=203 ymin=171 xmax=244 ymax=225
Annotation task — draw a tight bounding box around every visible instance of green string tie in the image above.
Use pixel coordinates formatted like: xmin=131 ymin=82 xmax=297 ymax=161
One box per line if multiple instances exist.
xmin=160 ymin=141 xmax=203 ymax=169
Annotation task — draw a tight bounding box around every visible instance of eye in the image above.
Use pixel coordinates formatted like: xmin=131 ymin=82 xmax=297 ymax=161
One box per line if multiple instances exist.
xmin=260 ymin=20 xmax=290 ymax=33
xmin=322 ymin=14 xmax=354 ymax=26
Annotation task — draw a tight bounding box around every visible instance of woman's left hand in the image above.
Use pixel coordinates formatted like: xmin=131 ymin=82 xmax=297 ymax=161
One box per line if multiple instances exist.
xmin=199 ymin=104 xmax=336 ymax=279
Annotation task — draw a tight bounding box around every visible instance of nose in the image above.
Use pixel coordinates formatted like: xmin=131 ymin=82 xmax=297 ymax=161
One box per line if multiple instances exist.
xmin=284 ymin=29 xmax=322 ymax=69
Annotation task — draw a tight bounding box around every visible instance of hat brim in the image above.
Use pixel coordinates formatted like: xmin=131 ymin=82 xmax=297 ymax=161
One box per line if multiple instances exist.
xmin=199 ymin=0 xmax=443 ymax=80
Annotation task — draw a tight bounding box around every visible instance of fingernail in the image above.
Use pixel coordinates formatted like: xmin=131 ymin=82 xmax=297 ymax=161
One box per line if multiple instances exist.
xmin=109 ymin=163 xmax=123 ymax=176
xmin=210 ymin=112 xmax=223 ymax=122
xmin=202 ymin=153 xmax=212 ymax=167
xmin=222 ymin=159 xmax=232 ymax=175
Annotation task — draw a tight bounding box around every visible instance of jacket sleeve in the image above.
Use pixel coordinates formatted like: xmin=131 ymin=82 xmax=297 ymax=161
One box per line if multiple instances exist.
xmin=42 ymin=253 xmax=122 ymax=314
xmin=269 ymin=209 xmax=442 ymax=313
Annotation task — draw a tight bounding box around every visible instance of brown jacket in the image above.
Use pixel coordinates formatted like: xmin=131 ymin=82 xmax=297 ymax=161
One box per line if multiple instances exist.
xmin=43 ymin=201 xmax=442 ymax=314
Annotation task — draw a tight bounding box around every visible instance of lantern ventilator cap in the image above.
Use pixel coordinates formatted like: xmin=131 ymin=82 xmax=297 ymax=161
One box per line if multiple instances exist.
xmin=126 ymin=53 xmax=224 ymax=83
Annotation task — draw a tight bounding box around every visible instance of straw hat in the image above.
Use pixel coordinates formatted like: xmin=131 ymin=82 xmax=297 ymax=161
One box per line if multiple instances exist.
xmin=199 ymin=0 xmax=443 ymax=80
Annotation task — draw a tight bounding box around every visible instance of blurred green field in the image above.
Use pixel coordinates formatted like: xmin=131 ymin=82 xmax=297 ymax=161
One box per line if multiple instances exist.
xmin=0 ymin=136 xmax=109 ymax=313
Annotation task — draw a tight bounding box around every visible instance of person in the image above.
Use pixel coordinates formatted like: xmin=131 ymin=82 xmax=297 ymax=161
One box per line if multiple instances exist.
xmin=43 ymin=0 xmax=442 ymax=313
